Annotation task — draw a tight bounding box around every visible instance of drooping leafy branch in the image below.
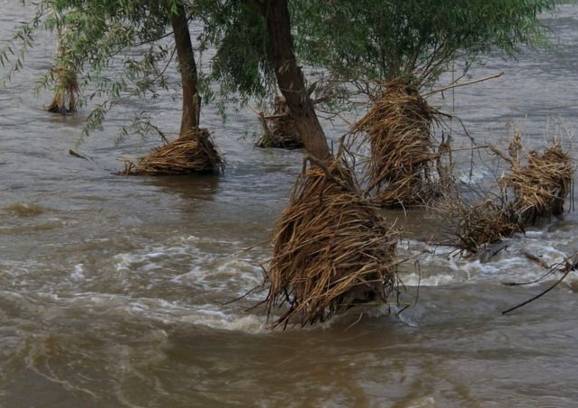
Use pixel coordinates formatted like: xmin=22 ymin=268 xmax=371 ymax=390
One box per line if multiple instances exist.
xmin=292 ymin=0 xmax=556 ymax=92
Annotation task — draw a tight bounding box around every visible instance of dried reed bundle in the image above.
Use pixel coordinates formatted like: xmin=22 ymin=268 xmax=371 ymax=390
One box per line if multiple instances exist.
xmin=441 ymin=196 xmax=522 ymax=254
xmin=353 ymin=79 xmax=442 ymax=207
xmin=264 ymin=159 xmax=399 ymax=328
xmin=498 ymin=135 xmax=573 ymax=223
xmin=122 ymin=128 xmax=223 ymax=176
xmin=442 ymin=134 xmax=574 ymax=254
xmin=47 ymin=66 xmax=79 ymax=114
xmin=48 ymin=29 xmax=79 ymax=114
xmin=256 ymin=96 xmax=303 ymax=149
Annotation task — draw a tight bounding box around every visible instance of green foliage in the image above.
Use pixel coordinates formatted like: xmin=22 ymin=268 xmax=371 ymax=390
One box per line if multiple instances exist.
xmin=0 ymin=0 xmax=561 ymax=136
xmin=0 ymin=2 xmax=49 ymax=85
xmin=199 ymin=1 xmax=275 ymax=106
xmin=47 ymin=0 xmax=178 ymax=135
xmin=292 ymin=0 xmax=557 ymax=89
xmin=2 ymin=0 xmax=206 ymax=138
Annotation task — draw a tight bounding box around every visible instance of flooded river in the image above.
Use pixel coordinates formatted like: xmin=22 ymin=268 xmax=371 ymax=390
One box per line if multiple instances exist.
xmin=1 ymin=2 xmax=578 ymax=407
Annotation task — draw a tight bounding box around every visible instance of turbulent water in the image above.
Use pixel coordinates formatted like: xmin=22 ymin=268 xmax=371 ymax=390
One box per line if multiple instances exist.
xmin=2 ymin=2 xmax=578 ymax=407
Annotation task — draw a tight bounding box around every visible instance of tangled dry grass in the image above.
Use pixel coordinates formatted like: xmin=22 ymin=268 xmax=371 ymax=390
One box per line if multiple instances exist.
xmin=497 ymin=134 xmax=573 ymax=223
xmin=48 ymin=32 xmax=79 ymax=114
xmin=121 ymin=128 xmax=223 ymax=176
xmin=47 ymin=67 xmax=79 ymax=114
xmin=263 ymin=159 xmax=399 ymax=328
xmin=442 ymin=133 xmax=573 ymax=254
xmin=256 ymin=96 xmax=303 ymax=149
xmin=441 ymin=195 xmax=523 ymax=254
xmin=353 ymin=80 xmax=447 ymax=207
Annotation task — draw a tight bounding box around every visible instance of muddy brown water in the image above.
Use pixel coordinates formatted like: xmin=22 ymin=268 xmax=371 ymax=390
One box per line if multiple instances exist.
xmin=2 ymin=2 xmax=578 ymax=407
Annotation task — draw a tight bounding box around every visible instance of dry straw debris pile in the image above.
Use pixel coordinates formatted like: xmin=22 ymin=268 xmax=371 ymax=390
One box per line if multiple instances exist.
xmin=497 ymin=134 xmax=573 ymax=223
xmin=47 ymin=64 xmax=79 ymax=114
xmin=353 ymin=80 xmax=448 ymax=207
xmin=256 ymin=96 xmax=304 ymax=149
xmin=263 ymin=159 xmax=400 ymax=328
xmin=443 ymin=196 xmax=523 ymax=254
xmin=47 ymin=67 xmax=80 ymax=114
xmin=444 ymin=133 xmax=574 ymax=254
xmin=48 ymin=29 xmax=79 ymax=114
xmin=122 ymin=128 xmax=223 ymax=176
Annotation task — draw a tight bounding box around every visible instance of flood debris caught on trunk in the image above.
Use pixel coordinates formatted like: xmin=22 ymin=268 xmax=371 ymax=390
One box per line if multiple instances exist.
xmin=256 ymin=95 xmax=303 ymax=149
xmin=496 ymin=133 xmax=573 ymax=223
xmin=262 ymin=158 xmax=399 ymax=328
xmin=441 ymin=195 xmax=523 ymax=255
xmin=120 ymin=3 xmax=224 ymax=177
xmin=47 ymin=28 xmax=79 ymax=114
xmin=353 ymin=79 xmax=450 ymax=208
xmin=442 ymin=133 xmax=574 ymax=255
xmin=121 ymin=128 xmax=223 ymax=176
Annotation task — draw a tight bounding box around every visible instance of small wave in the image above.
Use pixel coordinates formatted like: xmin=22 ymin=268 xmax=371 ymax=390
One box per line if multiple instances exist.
xmin=57 ymin=293 xmax=268 ymax=334
xmin=401 ymin=234 xmax=577 ymax=287
xmin=3 ymin=202 xmax=46 ymax=217
xmin=113 ymin=236 xmax=264 ymax=296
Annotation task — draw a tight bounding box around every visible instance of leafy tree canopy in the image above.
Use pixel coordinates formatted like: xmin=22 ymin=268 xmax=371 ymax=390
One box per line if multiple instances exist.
xmin=0 ymin=0 xmax=559 ymax=133
xmin=292 ymin=0 xmax=557 ymax=91
xmin=1 ymin=0 xmax=219 ymax=137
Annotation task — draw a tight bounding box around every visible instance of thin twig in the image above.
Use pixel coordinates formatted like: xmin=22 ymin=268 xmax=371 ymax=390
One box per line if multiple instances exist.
xmin=423 ymin=72 xmax=504 ymax=97
xmin=502 ymin=257 xmax=577 ymax=315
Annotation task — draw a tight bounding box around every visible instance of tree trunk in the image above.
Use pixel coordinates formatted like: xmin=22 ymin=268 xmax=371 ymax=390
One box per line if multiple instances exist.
xmin=170 ymin=3 xmax=200 ymax=136
xmin=264 ymin=0 xmax=331 ymax=161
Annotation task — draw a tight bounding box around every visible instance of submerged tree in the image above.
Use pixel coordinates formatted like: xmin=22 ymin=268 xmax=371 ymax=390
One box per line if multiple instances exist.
xmin=293 ymin=0 xmax=556 ymax=207
xmin=294 ymin=0 xmax=555 ymax=91
xmin=201 ymin=1 xmax=303 ymax=150
xmin=121 ymin=2 xmax=223 ymax=175
xmin=4 ymin=0 xmax=223 ymax=175
xmin=47 ymin=25 xmax=79 ymax=114
xmin=257 ymin=0 xmax=401 ymax=327
xmin=255 ymin=95 xmax=303 ymax=150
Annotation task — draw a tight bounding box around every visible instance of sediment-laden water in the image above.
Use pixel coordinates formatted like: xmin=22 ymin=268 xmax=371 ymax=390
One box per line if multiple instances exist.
xmin=1 ymin=2 xmax=578 ymax=407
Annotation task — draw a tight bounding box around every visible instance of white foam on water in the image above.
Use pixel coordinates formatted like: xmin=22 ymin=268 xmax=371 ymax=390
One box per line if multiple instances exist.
xmin=458 ymin=167 xmax=491 ymax=184
xmin=70 ymin=264 xmax=85 ymax=282
xmin=111 ymin=235 xmax=264 ymax=296
xmin=179 ymin=308 xmax=266 ymax=333
xmin=405 ymin=396 xmax=436 ymax=408
xmin=400 ymin=230 xmax=578 ymax=287
xmin=170 ymin=257 xmax=262 ymax=295
xmin=125 ymin=296 xmax=269 ymax=334
xmin=402 ymin=272 xmax=457 ymax=287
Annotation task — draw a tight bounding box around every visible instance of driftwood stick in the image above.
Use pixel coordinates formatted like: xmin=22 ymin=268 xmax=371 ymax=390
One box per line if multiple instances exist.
xmin=424 ymin=72 xmax=504 ymax=97
xmin=502 ymin=257 xmax=577 ymax=315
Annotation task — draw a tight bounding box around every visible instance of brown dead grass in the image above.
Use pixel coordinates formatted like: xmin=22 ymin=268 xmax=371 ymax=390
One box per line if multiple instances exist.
xmin=353 ymin=79 xmax=447 ymax=207
xmin=263 ymin=159 xmax=399 ymax=328
xmin=47 ymin=67 xmax=79 ymax=114
xmin=121 ymin=128 xmax=223 ymax=176
xmin=442 ymin=133 xmax=573 ymax=254
xmin=256 ymin=96 xmax=303 ymax=149
xmin=497 ymin=133 xmax=573 ymax=223
xmin=441 ymin=196 xmax=523 ymax=254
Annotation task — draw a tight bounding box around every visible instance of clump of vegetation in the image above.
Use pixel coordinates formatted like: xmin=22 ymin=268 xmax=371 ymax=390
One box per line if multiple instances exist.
xmin=122 ymin=128 xmax=223 ymax=176
xmin=256 ymin=96 xmax=303 ymax=149
xmin=294 ymin=0 xmax=556 ymax=207
xmin=498 ymin=136 xmax=573 ymax=223
xmin=263 ymin=159 xmax=399 ymax=328
xmin=443 ymin=134 xmax=574 ymax=254
xmin=352 ymin=80 xmax=444 ymax=207
xmin=47 ymin=29 xmax=79 ymax=114
xmin=442 ymin=196 xmax=523 ymax=255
